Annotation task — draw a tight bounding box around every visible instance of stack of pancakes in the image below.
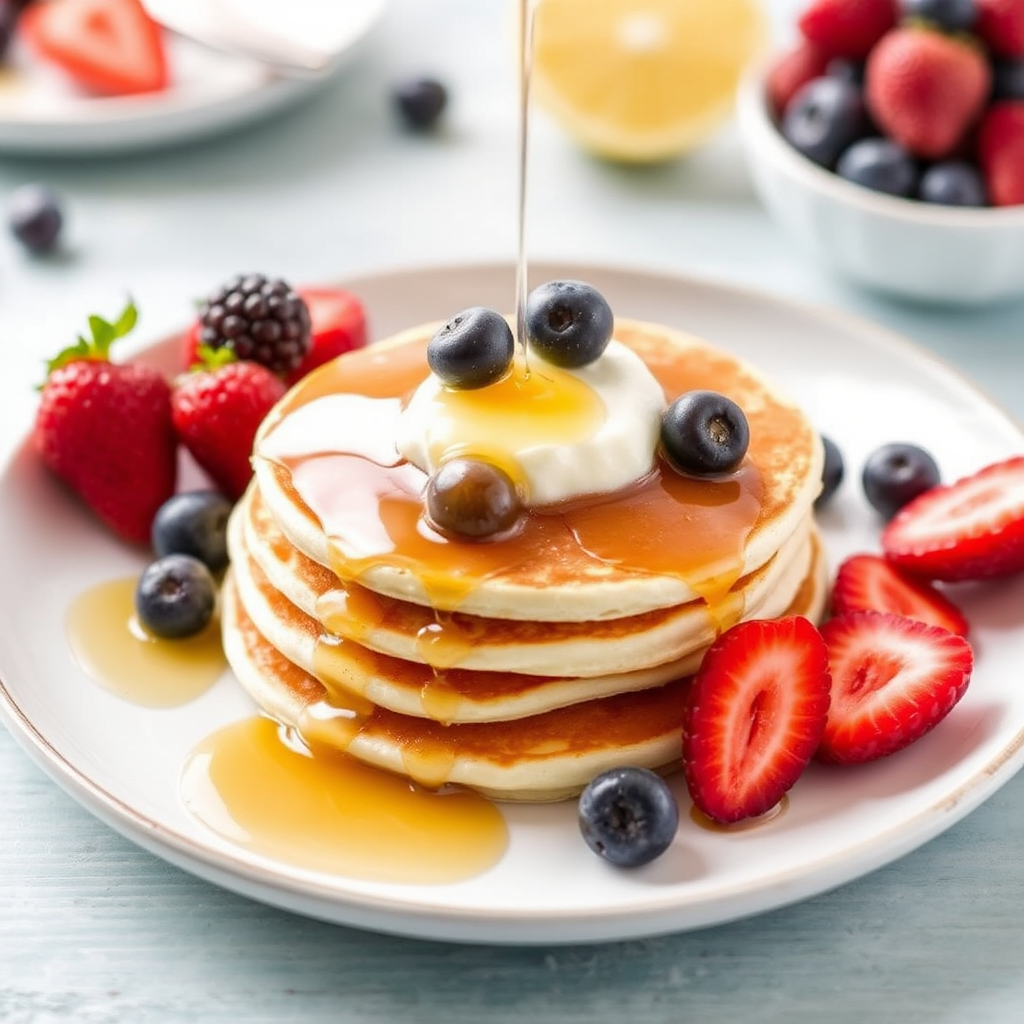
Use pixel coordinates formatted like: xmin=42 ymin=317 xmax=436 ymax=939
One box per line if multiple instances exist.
xmin=223 ymin=318 xmax=826 ymax=802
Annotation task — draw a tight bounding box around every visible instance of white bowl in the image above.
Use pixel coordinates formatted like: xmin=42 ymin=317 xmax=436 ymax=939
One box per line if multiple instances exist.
xmin=735 ymin=61 xmax=1024 ymax=305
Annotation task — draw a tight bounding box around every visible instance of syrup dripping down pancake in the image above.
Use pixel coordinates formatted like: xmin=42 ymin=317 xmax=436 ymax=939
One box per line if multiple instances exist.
xmin=234 ymin=484 xmax=817 ymax=682
xmin=221 ymin=541 xmax=828 ymax=802
xmin=253 ymin=318 xmax=823 ymax=622
xmin=229 ymin=507 xmax=825 ymax=723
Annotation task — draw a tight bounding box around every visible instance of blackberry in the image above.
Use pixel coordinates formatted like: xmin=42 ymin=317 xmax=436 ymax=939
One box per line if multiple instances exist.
xmin=197 ymin=273 xmax=311 ymax=375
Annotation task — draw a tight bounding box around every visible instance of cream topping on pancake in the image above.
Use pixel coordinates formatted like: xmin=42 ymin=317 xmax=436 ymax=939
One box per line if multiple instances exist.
xmin=253 ymin=319 xmax=822 ymax=620
xmin=394 ymin=340 xmax=665 ymax=505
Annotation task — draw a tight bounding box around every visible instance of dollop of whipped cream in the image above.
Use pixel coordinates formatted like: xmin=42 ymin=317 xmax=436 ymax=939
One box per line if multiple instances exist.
xmin=395 ymin=339 xmax=665 ymax=506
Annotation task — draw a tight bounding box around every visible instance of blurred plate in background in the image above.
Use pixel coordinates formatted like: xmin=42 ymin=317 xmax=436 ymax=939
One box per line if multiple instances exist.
xmin=0 ymin=0 xmax=388 ymax=155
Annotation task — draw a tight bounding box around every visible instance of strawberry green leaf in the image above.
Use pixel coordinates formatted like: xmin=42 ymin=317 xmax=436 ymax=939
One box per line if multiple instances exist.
xmin=191 ymin=343 xmax=238 ymax=372
xmin=113 ymin=300 xmax=138 ymax=338
xmin=88 ymin=315 xmax=116 ymax=352
xmin=40 ymin=299 xmax=142 ymax=385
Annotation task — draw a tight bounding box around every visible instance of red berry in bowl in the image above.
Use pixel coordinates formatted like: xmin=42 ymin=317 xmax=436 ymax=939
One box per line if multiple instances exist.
xmin=865 ymin=25 xmax=991 ymax=159
xmin=798 ymin=0 xmax=899 ymax=58
xmin=978 ymin=100 xmax=1024 ymax=206
xmin=766 ymin=40 xmax=831 ymax=118
xmin=976 ymin=0 xmax=1024 ymax=57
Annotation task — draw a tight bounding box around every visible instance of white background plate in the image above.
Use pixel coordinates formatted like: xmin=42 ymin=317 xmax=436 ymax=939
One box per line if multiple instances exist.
xmin=1 ymin=262 xmax=1023 ymax=945
xmin=0 ymin=0 xmax=388 ymax=154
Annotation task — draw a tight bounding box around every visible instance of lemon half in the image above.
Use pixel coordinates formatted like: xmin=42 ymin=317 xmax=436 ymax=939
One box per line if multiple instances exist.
xmin=531 ymin=0 xmax=766 ymax=163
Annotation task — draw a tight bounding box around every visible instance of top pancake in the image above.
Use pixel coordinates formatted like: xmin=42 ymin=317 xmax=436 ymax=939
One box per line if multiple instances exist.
xmin=253 ymin=318 xmax=823 ymax=622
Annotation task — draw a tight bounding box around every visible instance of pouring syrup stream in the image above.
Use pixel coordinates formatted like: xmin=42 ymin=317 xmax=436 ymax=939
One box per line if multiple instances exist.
xmin=514 ymin=0 xmax=535 ymax=371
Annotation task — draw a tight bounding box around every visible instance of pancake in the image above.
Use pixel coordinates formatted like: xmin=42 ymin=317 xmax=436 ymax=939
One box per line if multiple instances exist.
xmin=253 ymin=318 xmax=823 ymax=621
xmin=236 ymin=484 xmax=817 ymax=678
xmin=229 ymin=507 xmax=826 ymax=722
xmin=221 ymin=537 xmax=829 ymax=801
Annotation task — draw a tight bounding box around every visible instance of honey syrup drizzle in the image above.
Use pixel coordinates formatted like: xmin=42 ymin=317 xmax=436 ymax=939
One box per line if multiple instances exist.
xmin=180 ymin=715 xmax=507 ymax=883
xmin=268 ymin=334 xmax=766 ymax=616
xmin=66 ymin=577 xmax=225 ymax=708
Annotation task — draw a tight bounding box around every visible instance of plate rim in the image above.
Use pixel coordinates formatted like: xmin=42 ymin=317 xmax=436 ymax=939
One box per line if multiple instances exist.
xmin=3 ymin=259 xmax=1024 ymax=944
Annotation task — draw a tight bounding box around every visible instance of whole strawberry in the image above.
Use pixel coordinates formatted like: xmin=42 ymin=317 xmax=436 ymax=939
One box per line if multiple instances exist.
xmin=171 ymin=348 xmax=286 ymax=501
xmin=977 ymin=0 xmax=1024 ymax=57
xmin=34 ymin=301 xmax=177 ymax=544
xmin=978 ymin=100 xmax=1024 ymax=206
xmin=798 ymin=0 xmax=898 ymax=58
xmin=865 ymin=26 xmax=991 ymax=158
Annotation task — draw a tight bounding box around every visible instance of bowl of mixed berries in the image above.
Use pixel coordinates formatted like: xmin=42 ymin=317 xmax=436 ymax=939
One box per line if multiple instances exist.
xmin=736 ymin=0 xmax=1024 ymax=304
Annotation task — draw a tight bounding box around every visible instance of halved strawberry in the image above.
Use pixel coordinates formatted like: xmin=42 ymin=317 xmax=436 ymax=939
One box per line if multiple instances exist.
xmin=882 ymin=456 xmax=1024 ymax=581
xmin=831 ymin=553 xmax=969 ymax=637
xmin=681 ymin=616 xmax=831 ymax=824
xmin=20 ymin=0 xmax=168 ymax=96
xmin=818 ymin=612 xmax=973 ymax=764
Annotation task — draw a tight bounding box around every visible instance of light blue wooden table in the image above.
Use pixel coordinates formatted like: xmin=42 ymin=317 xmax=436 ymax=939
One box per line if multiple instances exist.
xmin=3 ymin=1 xmax=1024 ymax=1020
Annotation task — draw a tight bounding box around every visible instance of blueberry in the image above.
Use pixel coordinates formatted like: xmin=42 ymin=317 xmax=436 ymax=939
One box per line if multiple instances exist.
xmin=0 ymin=0 xmax=30 ymax=60
xmin=525 ymin=280 xmax=614 ymax=369
xmin=815 ymin=435 xmax=845 ymax=509
xmin=661 ymin=390 xmax=750 ymax=477
xmin=9 ymin=184 xmax=63 ymax=253
xmin=901 ymin=0 xmax=977 ymax=30
xmin=425 ymin=458 xmax=523 ymax=539
xmin=782 ymin=77 xmax=869 ymax=169
xmin=919 ymin=161 xmax=987 ymax=206
xmin=427 ymin=307 xmax=514 ymax=389
xmin=837 ymin=138 xmax=918 ymax=197
xmin=862 ymin=443 xmax=940 ymax=520
xmin=151 ymin=490 xmax=233 ymax=572
xmin=826 ymin=58 xmax=865 ymax=86
xmin=135 ymin=554 xmax=217 ymax=640
xmin=578 ymin=767 xmax=679 ymax=868
xmin=393 ymin=77 xmax=448 ymax=130
xmin=993 ymin=58 xmax=1024 ymax=101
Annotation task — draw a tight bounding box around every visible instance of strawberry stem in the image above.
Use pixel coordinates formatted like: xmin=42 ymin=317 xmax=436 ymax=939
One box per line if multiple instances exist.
xmin=189 ymin=343 xmax=238 ymax=373
xmin=42 ymin=298 xmax=139 ymax=382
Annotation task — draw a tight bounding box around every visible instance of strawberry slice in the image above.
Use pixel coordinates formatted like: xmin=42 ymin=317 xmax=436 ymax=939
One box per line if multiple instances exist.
xmin=682 ymin=616 xmax=831 ymax=824
xmin=882 ymin=456 xmax=1024 ymax=581
xmin=831 ymin=553 xmax=969 ymax=637
xmin=21 ymin=0 xmax=168 ymax=96
xmin=818 ymin=612 xmax=973 ymax=764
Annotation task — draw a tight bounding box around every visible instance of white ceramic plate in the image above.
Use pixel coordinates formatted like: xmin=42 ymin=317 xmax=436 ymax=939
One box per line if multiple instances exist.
xmin=2 ymin=262 xmax=1024 ymax=945
xmin=0 ymin=0 xmax=388 ymax=154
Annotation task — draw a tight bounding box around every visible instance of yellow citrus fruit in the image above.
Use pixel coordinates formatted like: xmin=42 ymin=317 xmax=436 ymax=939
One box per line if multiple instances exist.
xmin=531 ymin=0 xmax=766 ymax=163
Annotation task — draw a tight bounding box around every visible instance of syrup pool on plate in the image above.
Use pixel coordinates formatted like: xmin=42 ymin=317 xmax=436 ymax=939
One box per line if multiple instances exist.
xmin=180 ymin=715 xmax=509 ymax=883
xmin=65 ymin=577 xmax=225 ymax=708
